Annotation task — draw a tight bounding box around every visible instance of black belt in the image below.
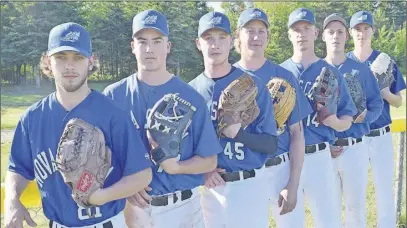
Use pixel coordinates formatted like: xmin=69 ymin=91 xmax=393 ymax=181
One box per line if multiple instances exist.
xmin=367 ymin=126 xmax=390 ymax=137
xmin=220 ymin=169 xmax=256 ymax=182
xmin=305 ymin=142 xmax=327 ymax=154
xmin=265 ymin=154 xmax=289 ymax=167
xmin=49 ymin=220 xmax=113 ymax=228
xmin=150 ymin=189 xmax=193 ymax=206
xmin=333 ymin=137 xmax=363 ymax=146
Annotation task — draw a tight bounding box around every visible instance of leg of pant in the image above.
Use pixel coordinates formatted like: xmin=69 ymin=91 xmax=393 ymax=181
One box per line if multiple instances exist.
xmin=340 ymin=142 xmax=369 ymax=228
xmin=303 ymin=149 xmax=342 ymax=228
xmin=332 ymin=154 xmax=344 ymax=228
xmin=123 ymin=201 xmax=154 ymax=228
xmin=200 ymin=185 xmax=228 ymax=228
xmin=225 ymin=172 xmax=270 ymax=228
xmin=268 ymin=161 xmax=305 ymax=228
xmin=368 ymin=133 xmax=396 ymax=228
xmin=179 ymin=193 xmax=205 ymax=228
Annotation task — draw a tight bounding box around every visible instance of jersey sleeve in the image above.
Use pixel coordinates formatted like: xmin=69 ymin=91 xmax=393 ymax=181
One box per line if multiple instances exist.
xmin=8 ymin=118 xmax=35 ymax=180
xmin=111 ymin=111 xmax=152 ymax=176
xmin=253 ymin=80 xmax=278 ymax=136
xmin=191 ymin=97 xmax=223 ymax=157
xmin=335 ymin=68 xmax=358 ymax=117
xmin=390 ymin=61 xmax=406 ymax=94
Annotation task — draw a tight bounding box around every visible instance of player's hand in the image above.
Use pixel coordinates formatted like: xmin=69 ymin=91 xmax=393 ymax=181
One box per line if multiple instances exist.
xmin=330 ymin=145 xmax=344 ymax=158
xmin=278 ymin=182 xmax=298 ymax=215
xmin=204 ymin=168 xmax=226 ymax=188
xmin=320 ymin=114 xmax=337 ymax=127
xmin=222 ymin=123 xmax=241 ymax=139
xmin=354 ymin=109 xmax=367 ymax=123
xmin=159 ymin=158 xmax=181 ymax=174
xmin=4 ymin=198 xmax=37 ymax=228
xmin=127 ymin=187 xmax=152 ymax=209
xmin=88 ymin=189 xmax=107 ymax=206
xmin=146 ymin=130 xmax=159 ymax=150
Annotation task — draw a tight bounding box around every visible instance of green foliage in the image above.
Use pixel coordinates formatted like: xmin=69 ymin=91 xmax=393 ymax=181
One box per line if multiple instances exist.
xmin=1 ymin=1 xmax=405 ymax=84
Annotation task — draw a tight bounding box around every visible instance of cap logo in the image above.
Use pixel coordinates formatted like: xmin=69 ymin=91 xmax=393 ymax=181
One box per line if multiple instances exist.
xmin=296 ymin=11 xmax=307 ymax=19
xmin=143 ymin=15 xmax=158 ymax=25
xmin=61 ymin=31 xmax=80 ymax=42
xmin=251 ymin=11 xmax=262 ymax=18
xmin=209 ymin=16 xmax=222 ymax=25
xmin=358 ymin=15 xmax=367 ymax=21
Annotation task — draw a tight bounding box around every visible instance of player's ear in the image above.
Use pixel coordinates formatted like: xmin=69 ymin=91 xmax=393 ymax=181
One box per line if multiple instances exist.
xmin=372 ymin=26 xmax=376 ymax=35
xmin=229 ymin=36 xmax=234 ymax=50
xmin=195 ymin=38 xmax=202 ymax=51
xmin=321 ymin=31 xmax=326 ymax=42
xmin=166 ymin=41 xmax=172 ymax=54
xmin=88 ymin=56 xmax=94 ymax=71
xmin=314 ymin=27 xmax=319 ymax=40
xmin=130 ymin=39 xmax=136 ymax=55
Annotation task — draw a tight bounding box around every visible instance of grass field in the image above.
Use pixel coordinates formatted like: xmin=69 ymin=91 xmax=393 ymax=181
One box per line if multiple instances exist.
xmin=0 ymin=81 xmax=406 ymax=227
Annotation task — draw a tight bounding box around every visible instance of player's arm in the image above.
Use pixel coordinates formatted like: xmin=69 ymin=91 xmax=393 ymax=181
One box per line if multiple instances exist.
xmin=323 ymin=69 xmax=356 ymax=132
xmin=5 ymin=119 xmax=37 ymax=227
xmin=89 ymin=114 xmax=153 ymax=206
xmin=363 ymin=69 xmax=384 ymax=123
xmin=379 ymin=61 xmax=405 ymax=108
xmin=287 ymin=121 xmax=304 ymax=188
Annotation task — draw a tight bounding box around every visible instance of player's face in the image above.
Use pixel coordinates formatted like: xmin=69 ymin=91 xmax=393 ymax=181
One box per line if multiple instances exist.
xmin=196 ymin=29 xmax=233 ymax=67
xmin=49 ymin=51 xmax=92 ymax=92
xmin=131 ymin=29 xmax=171 ymax=72
xmin=288 ymin=21 xmax=318 ymax=52
xmin=323 ymin=21 xmax=348 ymax=52
xmin=349 ymin=23 xmax=374 ymax=46
xmin=239 ymin=20 xmax=269 ymax=56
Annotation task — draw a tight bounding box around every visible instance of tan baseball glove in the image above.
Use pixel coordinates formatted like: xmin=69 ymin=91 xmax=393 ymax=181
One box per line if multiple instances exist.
xmin=217 ymin=73 xmax=260 ymax=137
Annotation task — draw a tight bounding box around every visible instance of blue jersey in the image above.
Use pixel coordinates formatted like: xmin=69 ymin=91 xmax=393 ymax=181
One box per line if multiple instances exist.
xmin=189 ymin=67 xmax=278 ymax=172
xmin=8 ymin=91 xmax=152 ymax=226
xmin=234 ymin=60 xmax=313 ymax=156
xmin=280 ymin=58 xmax=357 ymax=145
xmin=347 ymin=50 xmax=406 ymax=130
xmin=103 ymin=74 xmax=222 ymax=195
xmin=330 ymin=58 xmax=383 ymax=139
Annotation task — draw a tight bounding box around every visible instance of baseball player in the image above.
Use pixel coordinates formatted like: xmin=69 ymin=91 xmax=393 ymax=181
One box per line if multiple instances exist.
xmin=280 ymin=8 xmax=357 ymax=228
xmin=346 ymin=11 xmax=406 ymax=228
xmin=322 ymin=13 xmax=384 ymax=228
xmin=103 ymin=10 xmax=222 ymax=228
xmin=4 ymin=22 xmax=153 ymax=228
xmin=189 ymin=11 xmax=278 ymax=228
xmin=233 ymin=8 xmax=314 ymax=228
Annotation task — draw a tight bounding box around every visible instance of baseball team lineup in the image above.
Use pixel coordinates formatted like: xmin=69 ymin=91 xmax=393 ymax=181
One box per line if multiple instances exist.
xmin=3 ymin=5 xmax=405 ymax=228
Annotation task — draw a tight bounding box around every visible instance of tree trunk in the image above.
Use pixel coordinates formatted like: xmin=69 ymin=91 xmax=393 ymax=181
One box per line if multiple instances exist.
xmin=34 ymin=64 xmax=41 ymax=88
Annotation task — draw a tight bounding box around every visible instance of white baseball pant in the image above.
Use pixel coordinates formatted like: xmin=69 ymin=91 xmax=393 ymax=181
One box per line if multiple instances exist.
xmin=124 ymin=188 xmax=204 ymax=228
xmin=50 ymin=211 xmax=126 ymax=228
xmin=332 ymin=137 xmax=369 ymax=228
xmin=365 ymin=126 xmax=396 ymax=228
xmin=301 ymin=142 xmax=342 ymax=228
xmin=264 ymin=152 xmax=305 ymax=228
xmin=200 ymin=168 xmax=269 ymax=228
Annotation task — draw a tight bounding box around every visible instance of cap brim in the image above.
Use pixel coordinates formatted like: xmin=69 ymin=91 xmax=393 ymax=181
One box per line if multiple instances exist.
xmin=47 ymin=46 xmax=91 ymax=58
xmin=198 ymin=26 xmax=231 ymax=37
xmin=240 ymin=18 xmax=270 ymax=28
xmin=132 ymin=26 xmax=168 ymax=38
xmin=288 ymin=19 xmax=314 ymax=28
xmin=350 ymin=21 xmax=373 ymax=28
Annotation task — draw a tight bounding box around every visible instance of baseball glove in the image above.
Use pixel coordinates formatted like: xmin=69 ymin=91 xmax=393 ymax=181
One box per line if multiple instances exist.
xmin=266 ymin=77 xmax=296 ymax=134
xmin=310 ymin=67 xmax=340 ymax=123
xmin=343 ymin=72 xmax=367 ymax=121
xmin=370 ymin=52 xmax=395 ymax=90
xmin=55 ymin=118 xmax=112 ymax=216
xmin=147 ymin=93 xmax=196 ymax=164
xmin=217 ymin=73 xmax=260 ymax=137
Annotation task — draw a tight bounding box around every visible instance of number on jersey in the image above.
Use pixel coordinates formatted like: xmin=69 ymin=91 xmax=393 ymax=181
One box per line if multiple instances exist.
xmin=224 ymin=142 xmax=245 ymax=160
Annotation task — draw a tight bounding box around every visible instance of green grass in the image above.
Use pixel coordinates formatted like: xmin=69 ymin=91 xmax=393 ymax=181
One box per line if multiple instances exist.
xmin=1 ymin=107 xmax=29 ymax=130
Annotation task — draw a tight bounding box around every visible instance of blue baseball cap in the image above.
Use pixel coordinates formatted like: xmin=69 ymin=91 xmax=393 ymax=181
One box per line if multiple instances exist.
xmin=237 ymin=8 xmax=269 ymax=28
xmin=132 ymin=10 xmax=169 ymax=37
xmin=288 ymin=8 xmax=315 ymax=28
xmin=350 ymin=11 xmax=374 ymax=28
xmin=198 ymin=11 xmax=231 ymax=37
xmin=323 ymin=13 xmax=347 ymax=30
xmin=47 ymin=22 xmax=92 ymax=58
